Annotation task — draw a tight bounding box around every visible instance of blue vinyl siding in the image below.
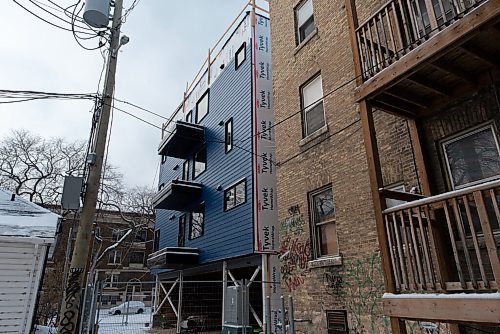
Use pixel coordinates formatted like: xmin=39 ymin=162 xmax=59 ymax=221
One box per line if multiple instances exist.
xmin=155 ymin=45 xmax=254 ymax=264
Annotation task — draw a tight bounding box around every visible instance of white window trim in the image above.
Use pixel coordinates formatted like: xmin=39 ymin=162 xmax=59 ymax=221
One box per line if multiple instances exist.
xmin=224 ymin=178 xmax=247 ymax=211
xmin=442 ymin=122 xmax=500 ymax=190
xmin=301 ymin=74 xmax=326 ymax=138
xmin=295 ymin=0 xmax=315 ymax=44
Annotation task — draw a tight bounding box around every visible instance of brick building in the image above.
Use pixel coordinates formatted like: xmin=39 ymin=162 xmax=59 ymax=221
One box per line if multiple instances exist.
xmin=270 ymin=0 xmax=499 ymax=333
xmin=38 ymin=207 xmax=154 ymax=323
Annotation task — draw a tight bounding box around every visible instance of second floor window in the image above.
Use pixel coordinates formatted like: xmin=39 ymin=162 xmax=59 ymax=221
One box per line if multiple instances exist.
xmin=193 ymin=146 xmax=207 ymax=179
xmin=108 ymin=250 xmax=122 ymax=264
xmin=295 ymin=0 xmax=315 ymax=44
xmin=189 ymin=203 xmax=204 ymax=240
xmin=196 ymin=91 xmax=209 ymax=124
xmin=225 ymin=118 xmax=233 ymax=153
xmin=112 ymin=228 xmax=125 ymax=241
xmin=104 ymin=274 xmax=119 ymax=288
xmin=153 ymin=229 xmax=160 ymax=252
xmin=224 ymin=179 xmax=246 ymax=211
xmin=309 ymin=186 xmax=338 ymax=258
xmin=183 ymin=160 xmax=189 ymax=180
xmin=129 ymin=251 xmax=145 ymax=264
xmin=301 ymin=74 xmax=325 ymax=137
xmin=134 ymin=230 xmax=147 ymax=242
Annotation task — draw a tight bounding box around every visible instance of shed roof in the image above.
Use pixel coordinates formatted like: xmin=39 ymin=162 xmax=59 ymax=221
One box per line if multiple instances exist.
xmin=0 ymin=189 xmax=60 ymax=239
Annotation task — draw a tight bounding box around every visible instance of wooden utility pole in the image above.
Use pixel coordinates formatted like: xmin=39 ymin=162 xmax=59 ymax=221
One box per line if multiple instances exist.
xmin=58 ymin=0 xmax=123 ymax=332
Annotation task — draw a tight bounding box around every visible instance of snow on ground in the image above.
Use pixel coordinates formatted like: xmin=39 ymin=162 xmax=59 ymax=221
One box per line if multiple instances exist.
xmin=96 ymin=307 xmax=153 ymax=334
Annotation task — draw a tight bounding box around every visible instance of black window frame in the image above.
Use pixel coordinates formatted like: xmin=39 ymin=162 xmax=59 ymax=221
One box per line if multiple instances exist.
xmin=195 ymin=91 xmax=209 ymax=124
xmin=225 ymin=118 xmax=233 ymax=153
xmin=161 ymin=155 xmax=167 ymax=164
xmin=224 ymin=179 xmax=247 ymax=212
xmin=108 ymin=250 xmax=122 ymax=264
xmin=300 ymin=73 xmax=325 ymax=138
xmin=178 ymin=214 xmax=186 ymax=247
xmin=235 ymin=42 xmax=246 ymax=69
xmin=129 ymin=251 xmax=145 ymax=265
xmin=193 ymin=146 xmax=207 ymax=179
xmin=308 ymin=185 xmax=339 ymax=259
xmin=153 ymin=229 xmax=160 ymax=252
xmin=182 ymin=160 xmax=190 ymax=180
xmin=189 ymin=203 xmax=205 ymax=240
xmin=186 ymin=110 xmax=193 ymax=123
xmin=134 ymin=229 xmax=147 ymax=243
xmin=295 ymin=0 xmax=315 ymax=45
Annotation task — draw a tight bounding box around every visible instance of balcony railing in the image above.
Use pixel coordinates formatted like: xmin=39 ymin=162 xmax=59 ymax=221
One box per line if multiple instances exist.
xmin=356 ymin=0 xmax=488 ymax=80
xmin=383 ymin=179 xmax=500 ymax=293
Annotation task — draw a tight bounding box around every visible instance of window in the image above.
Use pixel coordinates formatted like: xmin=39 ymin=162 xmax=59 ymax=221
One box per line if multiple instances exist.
xmin=301 ymin=74 xmax=325 ymax=137
xmin=112 ymin=229 xmax=125 ymax=241
xmin=161 ymin=155 xmax=167 ymax=164
xmin=134 ymin=230 xmax=147 ymax=243
xmin=193 ymin=146 xmax=207 ymax=179
xmin=129 ymin=251 xmax=145 ymax=264
xmin=385 ymin=184 xmax=407 ymax=208
xmin=326 ymin=310 xmax=348 ymax=334
xmin=309 ymin=186 xmax=338 ymax=258
xmin=195 ymin=91 xmax=209 ymax=124
xmin=442 ymin=124 xmax=500 ymax=189
xmin=182 ymin=160 xmax=189 ymax=180
xmin=295 ymin=0 xmax=315 ymax=44
xmin=104 ymin=274 xmax=119 ymax=288
xmin=225 ymin=118 xmax=233 ymax=153
xmin=178 ymin=215 xmax=186 ymax=247
xmin=108 ymin=250 xmax=122 ymax=264
xmin=186 ymin=110 xmax=193 ymax=123
xmin=189 ymin=203 xmax=204 ymax=240
xmin=153 ymin=229 xmax=160 ymax=252
xmin=224 ymin=179 xmax=246 ymax=211
xmin=235 ymin=42 xmax=246 ymax=69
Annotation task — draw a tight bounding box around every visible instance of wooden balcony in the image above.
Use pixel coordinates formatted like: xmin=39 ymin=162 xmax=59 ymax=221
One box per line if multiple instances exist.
xmin=354 ymin=0 xmax=500 ymax=117
xmin=381 ymin=180 xmax=500 ymax=323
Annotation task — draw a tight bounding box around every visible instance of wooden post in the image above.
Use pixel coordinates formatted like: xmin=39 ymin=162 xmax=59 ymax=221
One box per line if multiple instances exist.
xmin=344 ymin=0 xmax=363 ymax=85
xmin=360 ymin=101 xmax=406 ymax=334
xmin=407 ymin=118 xmax=431 ymax=196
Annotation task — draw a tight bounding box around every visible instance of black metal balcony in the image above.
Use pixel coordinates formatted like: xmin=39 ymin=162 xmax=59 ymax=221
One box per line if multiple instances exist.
xmin=147 ymin=247 xmax=199 ymax=269
xmin=158 ymin=121 xmax=204 ymax=159
xmin=153 ymin=179 xmax=202 ymax=211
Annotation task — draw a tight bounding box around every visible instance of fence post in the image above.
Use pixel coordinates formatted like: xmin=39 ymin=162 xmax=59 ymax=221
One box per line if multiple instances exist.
xmin=176 ymin=271 xmax=184 ymax=334
xmin=280 ymin=296 xmax=286 ymax=334
xmin=288 ymin=296 xmax=295 ymax=334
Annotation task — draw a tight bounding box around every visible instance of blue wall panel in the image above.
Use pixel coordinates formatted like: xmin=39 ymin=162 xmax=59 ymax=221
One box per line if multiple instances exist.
xmin=155 ymin=45 xmax=254 ymax=264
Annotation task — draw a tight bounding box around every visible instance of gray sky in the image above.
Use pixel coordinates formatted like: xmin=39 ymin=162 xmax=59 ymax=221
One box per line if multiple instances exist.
xmin=0 ymin=0 xmax=266 ymax=188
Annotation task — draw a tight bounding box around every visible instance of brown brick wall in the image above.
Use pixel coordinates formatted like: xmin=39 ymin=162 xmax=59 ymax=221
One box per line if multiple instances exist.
xmin=269 ymin=0 xmax=418 ymax=332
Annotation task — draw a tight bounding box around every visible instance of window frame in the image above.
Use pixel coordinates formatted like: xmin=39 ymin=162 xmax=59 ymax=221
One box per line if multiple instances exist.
xmin=295 ymin=0 xmax=315 ymax=45
xmin=178 ymin=214 xmax=186 ymax=247
xmin=108 ymin=250 xmax=122 ymax=264
xmin=193 ymin=146 xmax=207 ymax=179
xmin=225 ymin=118 xmax=233 ymax=153
xmin=308 ymin=185 xmax=339 ymax=259
xmin=235 ymin=42 xmax=246 ymax=69
xmin=153 ymin=229 xmax=160 ymax=252
xmin=224 ymin=179 xmax=247 ymax=212
xmin=111 ymin=228 xmax=125 ymax=242
xmin=189 ymin=203 xmax=205 ymax=240
xmin=134 ymin=229 xmax=147 ymax=243
xmin=195 ymin=91 xmax=209 ymax=124
xmin=182 ymin=160 xmax=190 ymax=180
xmin=129 ymin=251 xmax=145 ymax=265
xmin=300 ymin=73 xmax=326 ymax=138
xmin=104 ymin=274 xmax=119 ymax=288
xmin=441 ymin=123 xmax=500 ymax=190
xmin=186 ymin=110 xmax=193 ymax=123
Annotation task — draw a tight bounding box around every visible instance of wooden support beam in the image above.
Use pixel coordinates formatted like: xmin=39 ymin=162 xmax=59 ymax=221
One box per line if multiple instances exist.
xmin=407 ymin=119 xmax=431 ymax=196
xmin=354 ymin=0 xmax=500 ymax=101
xmin=384 ymin=89 xmax=431 ymax=109
xmin=371 ymin=100 xmax=416 ymax=119
xmin=360 ymin=101 xmax=406 ymax=334
xmin=383 ymin=294 xmax=500 ymax=324
xmin=460 ymin=44 xmax=500 ymax=68
xmin=406 ymin=75 xmax=452 ymax=97
xmin=377 ymin=93 xmax=424 ymax=113
xmin=429 ymin=60 xmax=476 ymax=84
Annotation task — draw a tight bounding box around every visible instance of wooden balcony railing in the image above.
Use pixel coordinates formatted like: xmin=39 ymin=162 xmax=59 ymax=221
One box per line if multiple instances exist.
xmin=356 ymin=0 xmax=488 ymax=80
xmin=383 ymin=180 xmax=500 ymax=293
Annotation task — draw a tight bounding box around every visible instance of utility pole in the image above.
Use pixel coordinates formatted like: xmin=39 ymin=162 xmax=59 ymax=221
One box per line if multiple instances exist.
xmin=58 ymin=0 xmax=123 ymax=332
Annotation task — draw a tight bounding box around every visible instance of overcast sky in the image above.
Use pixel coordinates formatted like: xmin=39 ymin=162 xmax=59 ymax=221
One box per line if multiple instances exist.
xmin=0 ymin=0 xmax=266 ymax=188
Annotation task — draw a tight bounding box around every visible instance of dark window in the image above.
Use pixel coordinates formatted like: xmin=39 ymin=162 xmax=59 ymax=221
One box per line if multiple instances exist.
xmin=193 ymin=146 xmax=207 ymax=179
xmin=301 ymin=74 xmax=325 ymax=137
xmin=195 ymin=91 xmax=209 ymax=124
xmin=112 ymin=229 xmax=125 ymax=242
xmin=108 ymin=250 xmax=122 ymax=264
xmin=326 ymin=310 xmax=348 ymax=334
xmin=178 ymin=215 xmax=186 ymax=247
xmin=161 ymin=155 xmax=167 ymax=164
xmin=309 ymin=186 xmax=338 ymax=258
xmin=134 ymin=230 xmax=147 ymax=242
xmin=295 ymin=0 xmax=315 ymax=44
xmin=182 ymin=160 xmax=189 ymax=180
xmin=186 ymin=110 xmax=193 ymax=123
xmin=153 ymin=229 xmax=160 ymax=252
xmin=104 ymin=274 xmax=119 ymax=288
xmin=224 ymin=179 xmax=246 ymax=211
xmin=442 ymin=124 xmax=500 ymax=189
xmin=235 ymin=42 xmax=246 ymax=69
xmin=225 ymin=118 xmax=233 ymax=153
xmin=129 ymin=251 xmax=144 ymax=264
xmin=189 ymin=203 xmax=204 ymax=240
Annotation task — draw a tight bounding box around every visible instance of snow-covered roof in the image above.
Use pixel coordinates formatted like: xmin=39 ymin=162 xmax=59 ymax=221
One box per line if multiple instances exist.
xmin=0 ymin=189 xmax=60 ymax=239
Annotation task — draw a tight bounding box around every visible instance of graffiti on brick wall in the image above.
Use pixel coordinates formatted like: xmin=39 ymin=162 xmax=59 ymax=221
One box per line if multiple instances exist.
xmin=279 ymin=206 xmax=311 ymax=292
xmin=323 ymin=266 xmax=343 ymax=295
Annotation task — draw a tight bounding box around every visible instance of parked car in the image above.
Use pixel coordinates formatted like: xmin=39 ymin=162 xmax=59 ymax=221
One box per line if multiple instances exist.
xmin=108 ymin=301 xmax=145 ymax=315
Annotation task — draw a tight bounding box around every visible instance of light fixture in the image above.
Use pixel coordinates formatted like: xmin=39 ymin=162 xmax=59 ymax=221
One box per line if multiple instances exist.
xmin=216 ymin=185 xmax=222 ymax=191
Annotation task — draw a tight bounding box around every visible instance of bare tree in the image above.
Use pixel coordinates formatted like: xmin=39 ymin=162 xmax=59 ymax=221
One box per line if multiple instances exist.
xmin=0 ymin=129 xmax=124 ymax=205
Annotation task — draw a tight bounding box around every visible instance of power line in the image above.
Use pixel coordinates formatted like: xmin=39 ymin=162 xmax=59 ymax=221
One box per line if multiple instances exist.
xmin=112 ymin=97 xmax=168 ymax=120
